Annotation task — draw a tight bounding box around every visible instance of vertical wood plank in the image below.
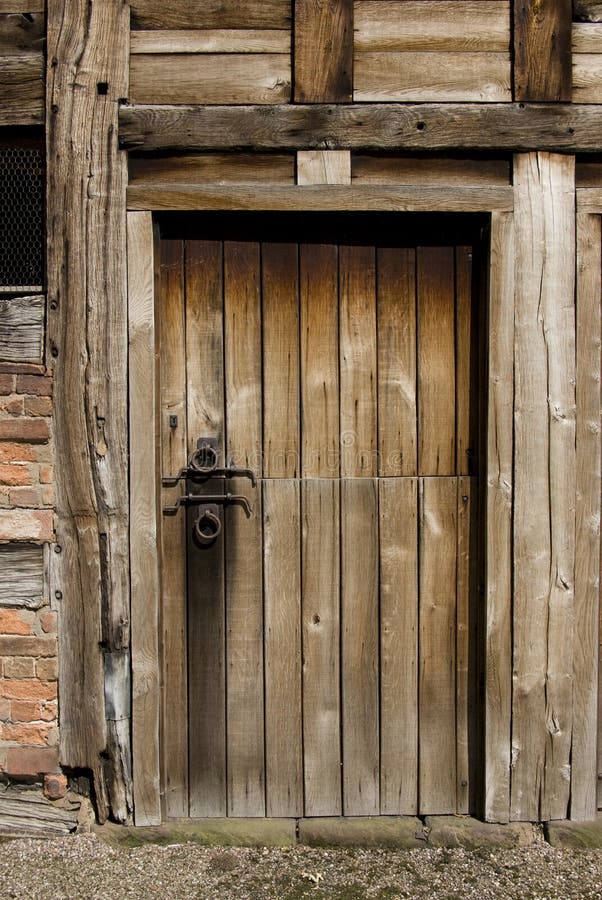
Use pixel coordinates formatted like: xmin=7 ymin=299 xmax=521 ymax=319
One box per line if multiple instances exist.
xmin=224 ymin=240 xmax=265 ymax=816
xmin=300 ymin=244 xmax=339 ymax=478
xmin=264 ymin=480 xmax=303 ymax=817
xmin=419 ymin=476 xmax=457 ymax=814
xmin=511 ymin=153 xmax=576 ymax=822
xmin=456 ymin=246 xmax=473 ymax=476
xmin=341 ymin=477 xmax=379 ymax=815
xmin=340 ymin=245 xmax=377 ymax=477
xmin=485 ymin=211 xmax=515 ymax=824
xmin=513 ymin=0 xmax=572 ymax=101
xmin=297 ymin=151 xmax=352 ymax=185
xmin=47 ymin=0 xmax=131 ymax=822
xmin=572 ymin=213 xmax=601 ymax=820
xmin=302 ymin=479 xmax=342 ymax=816
xmin=417 ymin=247 xmax=456 ymax=476
xmin=185 ymin=240 xmax=226 ymax=817
xmin=128 ymin=212 xmax=161 ymax=827
xmin=294 ymin=0 xmax=353 ymax=102
xmin=262 ymin=243 xmax=300 ymax=478
xmin=377 ymin=248 xmax=417 ymax=477
xmin=159 ymin=239 xmax=189 ymax=818
xmin=379 ymin=477 xmax=418 ymax=814
xmin=456 ymin=478 xmax=472 ymax=815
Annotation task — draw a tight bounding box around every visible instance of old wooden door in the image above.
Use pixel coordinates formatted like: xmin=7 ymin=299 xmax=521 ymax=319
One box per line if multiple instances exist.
xmin=159 ymin=219 xmax=481 ymax=819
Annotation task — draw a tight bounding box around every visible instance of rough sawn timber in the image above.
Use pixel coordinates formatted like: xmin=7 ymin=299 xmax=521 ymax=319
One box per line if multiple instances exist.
xmin=513 ymin=0 xmax=572 ymax=101
xmin=47 ymin=0 xmax=132 ymax=824
xmin=119 ymin=103 xmax=602 ymax=153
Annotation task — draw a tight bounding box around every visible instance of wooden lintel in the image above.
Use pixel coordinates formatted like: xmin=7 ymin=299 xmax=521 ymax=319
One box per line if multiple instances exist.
xmin=126 ymin=183 xmax=514 ymax=213
xmin=120 ymin=103 xmax=602 ymax=153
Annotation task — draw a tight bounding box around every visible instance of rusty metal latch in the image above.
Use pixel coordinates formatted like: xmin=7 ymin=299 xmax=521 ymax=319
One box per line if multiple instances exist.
xmin=162 ymin=492 xmax=253 ymax=518
xmin=162 ymin=437 xmax=256 ymax=487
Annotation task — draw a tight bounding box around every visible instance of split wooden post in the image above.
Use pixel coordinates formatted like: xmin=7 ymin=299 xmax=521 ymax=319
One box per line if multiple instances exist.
xmin=511 ymin=153 xmax=576 ymax=822
xmin=46 ymin=0 xmax=131 ymax=823
xmin=513 ymin=0 xmax=572 ymax=101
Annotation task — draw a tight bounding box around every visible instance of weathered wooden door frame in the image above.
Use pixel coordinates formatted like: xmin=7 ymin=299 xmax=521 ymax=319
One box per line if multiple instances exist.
xmin=127 ymin=173 xmax=600 ymax=826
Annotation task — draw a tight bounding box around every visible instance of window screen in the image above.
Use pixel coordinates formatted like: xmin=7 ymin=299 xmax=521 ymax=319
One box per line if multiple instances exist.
xmin=0 ymin=146 xmax=44 ymax=291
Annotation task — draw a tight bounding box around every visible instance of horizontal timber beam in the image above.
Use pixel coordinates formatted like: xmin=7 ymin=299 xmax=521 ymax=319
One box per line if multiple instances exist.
xmin=126 ymin=183 xmax=513 ymax=212
xmin=120 ymin=103 xmax=602 ymax=153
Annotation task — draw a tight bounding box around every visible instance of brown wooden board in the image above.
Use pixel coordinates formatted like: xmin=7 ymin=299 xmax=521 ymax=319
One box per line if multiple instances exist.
xmin=120 ymin=102 xmax=602 ymax=153
xmin=513 ymin=0 xmax=572 ymax=101
xmin=130 ymin=29 xmax=290 ymax=54
xmin=129 ymin=0 xmax=291 ymax=29
xmin=0 ymin=53 xmax=43 ymax=126
xmin=185 ymin=240 xmax=227 ymax=818
xmin=0 ymin=13 xmax=44 ymax=55
xmin=352 ymin=157 xmax=511 ymax=186
xmin=129 ymin=154 xmax=295 ymax=185
xmin=379 ymin=477 xmax=419 ymax=814
xmin=294 ymin=0 xmax=352 ymax=102
xmin=0 ymin=295 xmax=44 ymax=364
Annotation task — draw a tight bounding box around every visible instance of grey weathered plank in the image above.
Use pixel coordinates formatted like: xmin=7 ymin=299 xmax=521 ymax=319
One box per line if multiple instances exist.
xmin=119 ymin=103 xmax=602 ymax=153
xmin=0 ymin=13 xmax=44 ymax=55
xmin=0 ymin=543 xmax=44 ymax=608
xmin=0 ymin=790 xmax=78 ymax=836
xmin=0 ymin=295 xmax=44 ymax=364
xmin=127 ymin=211 xmax=161 ymax=828
xmin=127 ymin=184 xmax=513 ymax=213
xmin=47 ymin=0 xmax=131 ymax=824
xmin=575 ymin=0 xmax=602 ymax=20
xmin=130 ymin=30 xmax=290 ymax=54
xmin=0 ymin=53 xmax=43 ymax=126
xmin=484 ymin=211 xmax=514 ymax=824
xmin=571 ymin=213 xmax=601 ymax=820
xmin=511 ymin=153 xmax=575 ymax=823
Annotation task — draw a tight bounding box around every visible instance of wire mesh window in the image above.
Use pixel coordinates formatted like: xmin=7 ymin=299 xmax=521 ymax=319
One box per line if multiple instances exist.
xmin=0 ymin=146 xmax=44 ymax=291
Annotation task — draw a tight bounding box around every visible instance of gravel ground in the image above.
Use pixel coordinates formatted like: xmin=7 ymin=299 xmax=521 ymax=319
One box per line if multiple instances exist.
xmin=0 ymin=834 xmax=602 ymax=899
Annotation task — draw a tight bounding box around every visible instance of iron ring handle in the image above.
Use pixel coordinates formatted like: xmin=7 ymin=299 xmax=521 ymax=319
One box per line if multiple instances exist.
xmin=189 ymin=444 xmax=219 ymax=476
xmin=193 ymin=508 xmax=222 ymax=547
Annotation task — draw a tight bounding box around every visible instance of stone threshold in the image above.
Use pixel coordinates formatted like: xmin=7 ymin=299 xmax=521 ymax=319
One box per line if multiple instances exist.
xmin=91 ymin=814 xmax=602 ymax=851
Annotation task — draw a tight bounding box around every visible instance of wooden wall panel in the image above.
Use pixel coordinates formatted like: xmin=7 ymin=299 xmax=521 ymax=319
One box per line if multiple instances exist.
xmin=574 ymin=0 xmax=602 ymax=21
xmin=514 ymin=0 xmax=572 ymax=100
xmin=0 ymin=12 xmax=44 ymax=55
xmin=129 ymin=154 xmax=294 ymax=186
xmin=130 ymin=55 xmax=290 ymax=105
xmin=354 ymin=1 xmax=510 ymax=52
xmin=130 ymin=30 xmax=289 ymax=54
xmin=294 ymin=0 xmax=352 ymax=102
xmin=129 ymin=0 xmax=291 ymax=30
xmin=0 ymin=295 xmax=44 ymax=364
xmin=573 ymin=24 xmax=602 ymax=101
xmin=297 ymin=151 xmax=351 ymax=185
xmin=0 ymin=53 xmax=43 ymax=126
xmin=511 ymin=153 xmax=576 ymax=822
xmin=0 ymin=544 xmax=44 ymax=608
xmin=571 ymin=212 xmax=601 ymax=820
xmin=352 ymin=157 xmax=511 ymax=186
xmin=47 ymin=0 xmax=131 ymax=825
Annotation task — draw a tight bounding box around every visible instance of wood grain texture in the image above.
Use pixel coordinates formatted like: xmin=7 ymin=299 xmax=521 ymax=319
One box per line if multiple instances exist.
xmin=302 ymin=478 xmax=341 ymax=816
xmin=0 ymin=13 xmax=44 ymax=55
xmin=295 ymin=0 xmax=352 ymax=102
xmin=130 ymin=54 xmax=290 ymax=105
xmin=263 ymin=480 xmax=303 ymax=817
xmin=573 ymin=52 xmax=602 ymax=102
xmin=300 ymin=244 xmax=339 ymax=478
xmin=419 ymin=477 xmax=457 ymax=815
xmin=572 ymin=22 xmax=602 ymax=53
xmin=120 ymin=102 xmax=602 ymax=154
xmin=127 ymin=212 xmax=161 ymax=827
xmin=575 ymin=0 xmax=602 ymax=20
xmin=0 ymin=53 xmax=43 ymax=125
xmin=571 ymin=213 xmax=601 ymax=821
xmin=341 ymin=477 xmax=379 ymax=816
xmin=0 ymin=543 xmax=44 ymax=608
xmin=417 ymin=247 xmax=456 ymax=476
xmin=484 ymin=211 xmax=514 ymax=824
xmin=47 ymin=0 xmax=131 ymax=824
xmin=131 ymin=30 xmax=290 ymax=54
xmin=576 ymin=187 xmax=602 ymax=211
xmin=185 ymin=240 xmax=227 ymax=818
xmin=158 ymin=239 xmax=188 ymax=819
xmin=355 ymin=1 xmax=510 ymax=52
xmin=513 ymin=0 xmax=572 ymax=101
xmin=352 ymin=157 xmax=511 ymax=186
xmin=339 ymin=245 xmax=377 ymax=477
xmin=0 ymin=1 xmax=44 ymax=9
xmin=379 ymin=477 xmax=418 ymax=814
xmin=377 ymin=248 xmax=416 ymax=477
xmin=262 ymin=243 xmax=299 ymax=478
xmin=455 ymin=247 xmax=473 ymax=476
xmin=297 ymin=150 xmax=351 ymax=185
xmin=354 ymin=52 xmax=511 ymax=102
xmin=456 ymin=479 xmax=472 ymax=815
xmin=129 ymin=154 xmax=294 ymax=186
xmin=511 ymin=153 xmax=576 ymax=823
xmin=0 ymin=295 xmax=44 ymax=364
xmin=130 ymin=0 xmax=291 ymax=29
xmin=127 ymin=184 xmax=513 ymax=213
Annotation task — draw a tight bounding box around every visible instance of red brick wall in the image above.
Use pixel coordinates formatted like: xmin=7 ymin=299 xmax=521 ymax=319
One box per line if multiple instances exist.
xmin=0 ymin=367 xmax=57 ymax=783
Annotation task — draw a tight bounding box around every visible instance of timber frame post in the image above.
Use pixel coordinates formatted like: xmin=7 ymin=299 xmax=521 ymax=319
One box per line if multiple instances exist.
xmin=46 ymin=0 xmax=132 ymax=823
